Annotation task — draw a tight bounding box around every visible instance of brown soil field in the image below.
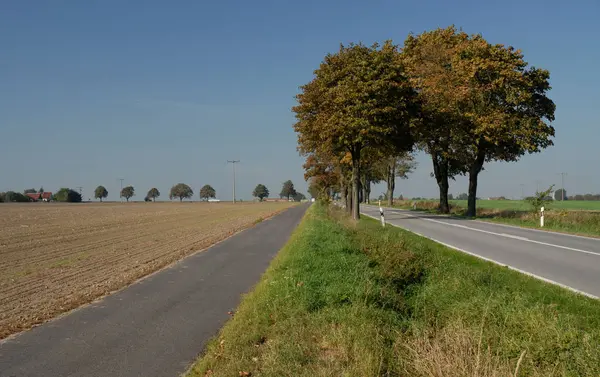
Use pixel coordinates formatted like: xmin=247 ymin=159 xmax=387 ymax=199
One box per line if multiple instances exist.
xmin=0 ymin=201 xmax=295 ymax=339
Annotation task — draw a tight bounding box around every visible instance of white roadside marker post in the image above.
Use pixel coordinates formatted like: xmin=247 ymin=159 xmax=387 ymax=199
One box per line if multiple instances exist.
xmin=540 ymin=206 xmax=545 ymax=227
xmin=379 ymin=201 xmax=385 ymax=227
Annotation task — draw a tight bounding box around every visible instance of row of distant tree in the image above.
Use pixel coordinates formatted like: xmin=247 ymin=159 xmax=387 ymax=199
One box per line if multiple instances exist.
xmin=0 ymin=180 xmax=307 ymax=203
xmin=91 ymin=184 xmax=218 ymax=202
xmin=95 ymin=180 xmax=305 ymax=202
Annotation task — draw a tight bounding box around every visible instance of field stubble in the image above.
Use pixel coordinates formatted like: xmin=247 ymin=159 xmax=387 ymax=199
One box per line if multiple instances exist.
xmin=0 ymin=202 xmax=294 ymax=339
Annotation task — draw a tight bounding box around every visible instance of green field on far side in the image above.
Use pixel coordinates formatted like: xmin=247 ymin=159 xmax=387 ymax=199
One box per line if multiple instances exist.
xmin=449 ymin=199 xmax=600 ymax=211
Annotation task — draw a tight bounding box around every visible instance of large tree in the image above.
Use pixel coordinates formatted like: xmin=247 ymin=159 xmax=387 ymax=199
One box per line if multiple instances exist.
xmin=403 ymin=26 xmax=555 ymax=216
xmin=449 ymin=30 xmax=555 ymax=216
xmin=147 ymin=187 xmax=160 ymax=202
xmin=170 ymin=183 xmax=193 ymax=202
xmin=121 ymin=186 xmax=135 ymax=202
xmin=402 ymin=27 xmax=471 ymax=213
xmin=94 ymin=185 xmax=108 ymax=202
xmin=200 ymin=185 xmax=216 ymax=201
xmin=253 ymin=184 xmax=269 ymax=202
xmin=293 ymin=41 xmax=416 ymax=220
xmin=279 ymin=180 xmax=297 ymax=200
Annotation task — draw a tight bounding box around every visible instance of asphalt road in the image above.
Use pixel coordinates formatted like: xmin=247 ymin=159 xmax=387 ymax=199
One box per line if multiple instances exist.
xmin=0 ymin=204 xmax=308 ymax=377
xmin=362 ymin=205 xmax=600 ymax=298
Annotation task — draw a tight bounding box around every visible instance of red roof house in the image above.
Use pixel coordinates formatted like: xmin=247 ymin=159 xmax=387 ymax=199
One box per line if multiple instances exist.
xmin=26 ymin=192 xmax=52 ymax=202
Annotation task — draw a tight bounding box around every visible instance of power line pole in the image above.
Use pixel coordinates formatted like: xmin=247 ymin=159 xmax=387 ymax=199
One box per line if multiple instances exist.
xmin=558 ymin=172 xmax=567 ymax=201
xmin=227 ymin=160 xmax=240 ymax=203
xmin=118 ymin=178 xmax=124 ymax=202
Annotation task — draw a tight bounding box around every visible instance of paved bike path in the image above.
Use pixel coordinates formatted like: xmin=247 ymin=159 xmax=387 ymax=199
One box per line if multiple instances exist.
xmin=1 ymin=204 xmax=308 ymax=377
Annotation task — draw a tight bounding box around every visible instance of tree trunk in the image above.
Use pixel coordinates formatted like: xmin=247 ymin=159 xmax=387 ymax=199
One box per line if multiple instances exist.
xmin=360 ymin=183 xmax=365 ymax=203
xmin=386 ymin=160 xmax=396 ymax=207
xmin=126 ymin=197 xmax=129 ymax=202
xmin=180 ymin=197 xmax=183 ymax=202
xmin=359 ymin=179 xmax=364 ymax=203
xmin=346 ymin=188 xmax=352 ymax=214
xmin=431 ymin=153 xmax=450 ymax=214
xmin=100 ymin=198 xmax=102 ymax=202
xmin=466 ymin=152 xmax=485 ymax=217
xmin=340 ymin=180 xmax=347 ymax=208
xmin=153 ymin=197 xmax=155 ymax=202
xmin=351 ymin=148 xmax=361 ymax=220
xmin=365 ymin=180 xmax=371 ymax=204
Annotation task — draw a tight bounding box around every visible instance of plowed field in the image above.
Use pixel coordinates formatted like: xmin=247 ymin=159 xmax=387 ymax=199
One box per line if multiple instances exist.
xmin=0 ymin=202 xmax=294 ymax=339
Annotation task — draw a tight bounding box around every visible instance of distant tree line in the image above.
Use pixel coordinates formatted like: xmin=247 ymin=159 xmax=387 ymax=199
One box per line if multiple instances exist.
xmin=3 ymin=181 xmax=307 ymax=204
xmin=569 ymin=193 xmax=600 ymax=201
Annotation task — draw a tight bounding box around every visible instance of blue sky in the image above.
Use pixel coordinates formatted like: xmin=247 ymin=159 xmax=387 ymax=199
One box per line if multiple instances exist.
xmin=1 ymin=0 xmax=599 ymax=200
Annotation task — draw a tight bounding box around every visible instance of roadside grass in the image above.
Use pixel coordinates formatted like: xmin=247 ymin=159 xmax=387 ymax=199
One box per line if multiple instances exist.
xmin=187 ymin=204 xmax=600 ymax=377
xmin=393 ymin=200 xmax=600 ymax=237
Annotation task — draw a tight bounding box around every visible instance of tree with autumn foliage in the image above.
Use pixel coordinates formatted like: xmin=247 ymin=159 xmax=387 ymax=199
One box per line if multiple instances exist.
xmin=403 ymin=26 xmax=555 ymax=216
xmin=302 ymin=152 xmax=341 ymax=202
xmin=293 ymin=42 xmax=416 ymax=220
xmin=402 ymin=27 xmax=471 ymax=213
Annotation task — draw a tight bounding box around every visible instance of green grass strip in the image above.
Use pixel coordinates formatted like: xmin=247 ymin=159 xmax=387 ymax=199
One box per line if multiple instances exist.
xmin=187 ymin=204 xmax=600 ymax=377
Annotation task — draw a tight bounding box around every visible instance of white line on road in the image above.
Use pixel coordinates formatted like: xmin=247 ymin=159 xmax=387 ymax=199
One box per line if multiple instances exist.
xmin=420 ymin=216 xmax=600 ymax=257
xmin=382 ymin=205 xmax=600 ymax=241
xmin=372 ymin=207 xmax=600 ymax=257
xmin=361 ymin=211 xmax=599 ymax=299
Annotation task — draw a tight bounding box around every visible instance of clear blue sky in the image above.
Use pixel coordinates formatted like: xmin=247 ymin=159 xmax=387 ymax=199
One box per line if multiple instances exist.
xmin=1 ymin=0 xmax=599 ymax=200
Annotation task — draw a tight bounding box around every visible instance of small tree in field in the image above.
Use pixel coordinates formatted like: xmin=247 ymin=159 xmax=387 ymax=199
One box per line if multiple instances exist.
xmin=170 ymin=183 xmax=193 ymax=202
xmin=279 ymin=180 xmax=296 ymax=200
xmin=121 ymin=186 xmax=135 ymax=202
xmin=94 ymin=185 xmax=108 ymax=202
xmin=200 ymin=185 xmax=216 ymax=201
xmin=253 ymin=184 xmax=269 ymax=202
xmin=147 ymin=188 xmax=160 ymax=202
xmin=528 ymin=185 xmax=555 ymax=213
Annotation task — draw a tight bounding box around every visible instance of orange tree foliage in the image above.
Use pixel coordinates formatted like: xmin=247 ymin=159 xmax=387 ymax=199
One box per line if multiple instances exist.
xmin=403 ymin=26 xmax=555 ymax=216
xmin=293 ymin=42 xmax=416 ymax=219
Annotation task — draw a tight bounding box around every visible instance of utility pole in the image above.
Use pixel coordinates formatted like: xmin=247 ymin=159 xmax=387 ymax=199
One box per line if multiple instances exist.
xmin=118 ymin=178 xmax=124 ymax=202
xmin=558 ymin=172 xmax=567 ymax=201
xmin=227 ymin=160 xmax=240 ymax=203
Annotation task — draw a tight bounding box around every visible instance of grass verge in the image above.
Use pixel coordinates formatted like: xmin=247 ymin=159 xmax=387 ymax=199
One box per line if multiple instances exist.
xmin=393 ymin=200 xmax=600 ymax=237
xmin=187 ymin=204 xmax=600 ymax=377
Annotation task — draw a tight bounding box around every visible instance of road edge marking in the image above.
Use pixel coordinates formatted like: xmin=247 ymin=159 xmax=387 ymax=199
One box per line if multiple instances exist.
xmin=370 ymin=204 xmax=600 ymax=241
xmin=420 ymin=216 xmax=600 ymax=257
xmin=361 ymin=211 xmax=599 ymax=300
xmin=367 ymin=205 xmax=600 ymax=257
